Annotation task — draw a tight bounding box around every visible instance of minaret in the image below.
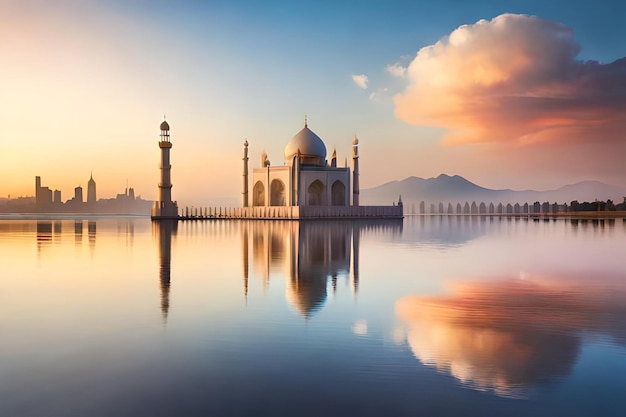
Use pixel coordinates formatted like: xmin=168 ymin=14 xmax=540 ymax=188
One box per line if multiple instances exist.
xmin=151 ymin=119 xmax=179 ymax=219
xmin=352 ymin=135 xmax=360 ymax=206
xmin=243 ymin=139 xmax=249 ymax=207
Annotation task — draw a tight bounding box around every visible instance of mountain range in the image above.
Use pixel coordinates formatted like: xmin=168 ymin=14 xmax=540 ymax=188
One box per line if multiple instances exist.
xmin=361 ymin=174 xmax=626 ymax=207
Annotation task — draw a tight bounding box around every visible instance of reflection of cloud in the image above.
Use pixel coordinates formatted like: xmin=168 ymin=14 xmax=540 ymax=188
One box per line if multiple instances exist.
xmin=352 ymin=319 xmax=368 ymax=336
xmin=351 ymin=74 xmax=368 ymax=89
xmin=391 ymin=326 xmax=406 ymax=345
xmin=396 ymin=278 xmax=626 ymax=396
xmin=393 ymin=14 xmax=626 ymax=147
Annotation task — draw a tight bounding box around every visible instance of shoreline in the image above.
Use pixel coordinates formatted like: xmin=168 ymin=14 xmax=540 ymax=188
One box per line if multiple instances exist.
xmin=0 ymin=213 xmax=150 ymax=220
xmin=406 ymin=211 xmax=626 ymax=219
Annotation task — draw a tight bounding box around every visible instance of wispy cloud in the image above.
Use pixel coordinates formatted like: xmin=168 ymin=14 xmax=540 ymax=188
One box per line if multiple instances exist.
xmin=386 ymin=63 xmax=406 ymax=78
xmin=351 ymin=74 xmax=368 ymax=89
xmin=369 ymin=87 xmax=389 ymax=101
xmin=393 ymin=14 xmax=626 ymax=147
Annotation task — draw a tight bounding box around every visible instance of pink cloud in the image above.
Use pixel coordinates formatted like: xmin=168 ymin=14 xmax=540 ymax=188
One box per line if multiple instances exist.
xmin=393 ymin=14 xmax=626 ymax=146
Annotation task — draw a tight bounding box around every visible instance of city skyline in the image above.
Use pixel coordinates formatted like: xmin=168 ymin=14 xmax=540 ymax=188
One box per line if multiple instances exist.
xmin=2 ymin=0 xmax=625 ymax=207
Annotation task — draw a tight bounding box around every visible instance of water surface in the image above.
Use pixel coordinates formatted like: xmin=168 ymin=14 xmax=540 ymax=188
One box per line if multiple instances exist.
xmin=1 ymin=216 xmax=625 ymax=416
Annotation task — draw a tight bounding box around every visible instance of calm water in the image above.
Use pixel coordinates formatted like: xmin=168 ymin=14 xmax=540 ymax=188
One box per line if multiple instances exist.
xmin=1 ymin=216 xmax=626 ymax=416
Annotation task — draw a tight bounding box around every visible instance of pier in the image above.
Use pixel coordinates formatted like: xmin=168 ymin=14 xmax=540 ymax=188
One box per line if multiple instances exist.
xmin=177 ymin=205 xmax=403 ymax=220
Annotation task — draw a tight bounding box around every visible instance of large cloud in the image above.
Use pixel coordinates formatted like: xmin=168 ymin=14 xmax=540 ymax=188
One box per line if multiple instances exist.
xmin=393 ymin=14 xmax=626 ymax=145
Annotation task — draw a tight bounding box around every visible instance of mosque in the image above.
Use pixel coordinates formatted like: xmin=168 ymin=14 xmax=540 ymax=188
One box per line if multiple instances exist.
xmin=151 ymin=118 xmax=403 ymax=220
xmin=245 ymin=117 xmax=358 ymax=209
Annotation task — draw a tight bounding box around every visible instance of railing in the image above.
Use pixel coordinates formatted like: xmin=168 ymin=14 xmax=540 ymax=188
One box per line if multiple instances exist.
xmin=176 ymin=205 xmax=403 ymax=220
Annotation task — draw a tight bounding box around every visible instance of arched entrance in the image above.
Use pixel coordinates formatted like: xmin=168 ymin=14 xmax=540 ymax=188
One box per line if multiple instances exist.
xmin=307 ymin=180 xmax=325 ymax=206
xmin=253 ymin=181 xmax=265 ymax=206
xmin=331 ymin=180 xmax=346 ymax=206
xmin=270 ymin=179 xmax=286 ymax=206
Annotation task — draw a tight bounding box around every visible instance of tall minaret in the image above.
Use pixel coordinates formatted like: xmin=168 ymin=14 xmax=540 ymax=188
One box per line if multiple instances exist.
xmin=151 ymin=119 xmax=178 ymax=219
xmin=243 ymin=139 xmax=249 ymax=207
xmin=352 ymin=134 xmax=360 ymax=206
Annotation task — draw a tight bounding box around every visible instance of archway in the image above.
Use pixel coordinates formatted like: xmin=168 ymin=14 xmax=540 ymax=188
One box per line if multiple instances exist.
xmin=331 ymin=180 xmax=346 ymax=206
xmin=270 ymin=179 xmax=286 ymax=206
xmin=253 ymin=181 xmax=265 ymax=206
xmin=307 ymin=180 xmax=325 ymax=206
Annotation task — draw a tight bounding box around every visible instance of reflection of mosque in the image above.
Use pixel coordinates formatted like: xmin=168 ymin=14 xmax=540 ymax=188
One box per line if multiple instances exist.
xmin=243 ymin=221 xmax=356 ymax=318
xmin=242 ymin=221 xmax=402 ymax=318
xmin=151 ymin=219 xmax=401 ymax=320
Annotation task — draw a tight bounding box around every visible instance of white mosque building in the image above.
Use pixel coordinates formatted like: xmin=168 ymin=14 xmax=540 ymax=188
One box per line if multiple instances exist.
xmin=152 ymin=117 xmax=402 ymax=221
xmin=245 ymin=118 xmax=358 ymax=209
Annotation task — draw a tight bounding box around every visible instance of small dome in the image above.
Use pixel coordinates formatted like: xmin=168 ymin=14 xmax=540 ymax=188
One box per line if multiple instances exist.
xmin=284 ymin=124 xmax=327 ymax=166
xmin=352 ymin=134 xmax=359 ymax=145
xmin=160 ymin=120 xmax=170 ymax=131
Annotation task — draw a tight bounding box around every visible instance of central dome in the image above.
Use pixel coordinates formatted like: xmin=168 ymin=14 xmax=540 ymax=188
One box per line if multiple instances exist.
xmin=284 ymin=123 xmax=327 ymax=166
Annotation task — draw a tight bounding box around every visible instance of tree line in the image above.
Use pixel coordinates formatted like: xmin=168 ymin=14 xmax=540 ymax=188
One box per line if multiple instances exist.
xmin=405 ymin=199 xmax=626 ymax=215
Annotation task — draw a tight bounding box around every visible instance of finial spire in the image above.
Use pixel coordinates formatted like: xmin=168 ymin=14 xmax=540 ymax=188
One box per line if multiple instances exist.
xmin=304 ymin=114 xmax=308 ymax=128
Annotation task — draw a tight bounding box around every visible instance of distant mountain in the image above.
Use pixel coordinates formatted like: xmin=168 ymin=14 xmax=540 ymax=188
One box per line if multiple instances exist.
xmin=361 ymin=174 xmax=626 ymax=206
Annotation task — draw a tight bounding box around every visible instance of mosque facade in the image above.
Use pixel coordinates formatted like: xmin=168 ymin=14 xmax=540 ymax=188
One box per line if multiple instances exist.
xmin=245 ymin=118 xmax=359 ymax=208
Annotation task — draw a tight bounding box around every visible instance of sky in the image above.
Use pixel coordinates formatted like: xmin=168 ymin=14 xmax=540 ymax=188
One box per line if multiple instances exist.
xmin=1 ymin=0 xmax=625 ymax=207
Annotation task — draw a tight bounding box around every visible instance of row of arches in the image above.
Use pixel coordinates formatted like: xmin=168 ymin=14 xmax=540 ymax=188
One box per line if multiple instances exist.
xmin=253 ymin=179 xmax=346 ymax=207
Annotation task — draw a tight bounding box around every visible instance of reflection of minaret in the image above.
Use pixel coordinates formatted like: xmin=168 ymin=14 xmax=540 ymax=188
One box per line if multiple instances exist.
xmin=155 ymin=220 xmax=176 ymax=322
xmin=151 ymin=119 xmax=179 ymax=219
xmin=352 ymin=223 xmax=360 ymax=295
xmin=252 ymin=221 xmax=274 ymax=291
xmin=242 ymin=222 xmax=249 ymax=301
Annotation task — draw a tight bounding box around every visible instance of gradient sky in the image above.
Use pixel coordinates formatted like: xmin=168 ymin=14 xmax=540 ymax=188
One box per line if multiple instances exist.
xmin=2 ymin=0 xmax=625 ymax=207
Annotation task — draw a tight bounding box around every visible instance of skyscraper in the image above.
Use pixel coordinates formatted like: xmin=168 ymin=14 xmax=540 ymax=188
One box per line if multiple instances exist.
xmin=74 ymin=186 xmax=83 ymax=203
xmin=87 ymin=173 xmax=96 ymax=204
